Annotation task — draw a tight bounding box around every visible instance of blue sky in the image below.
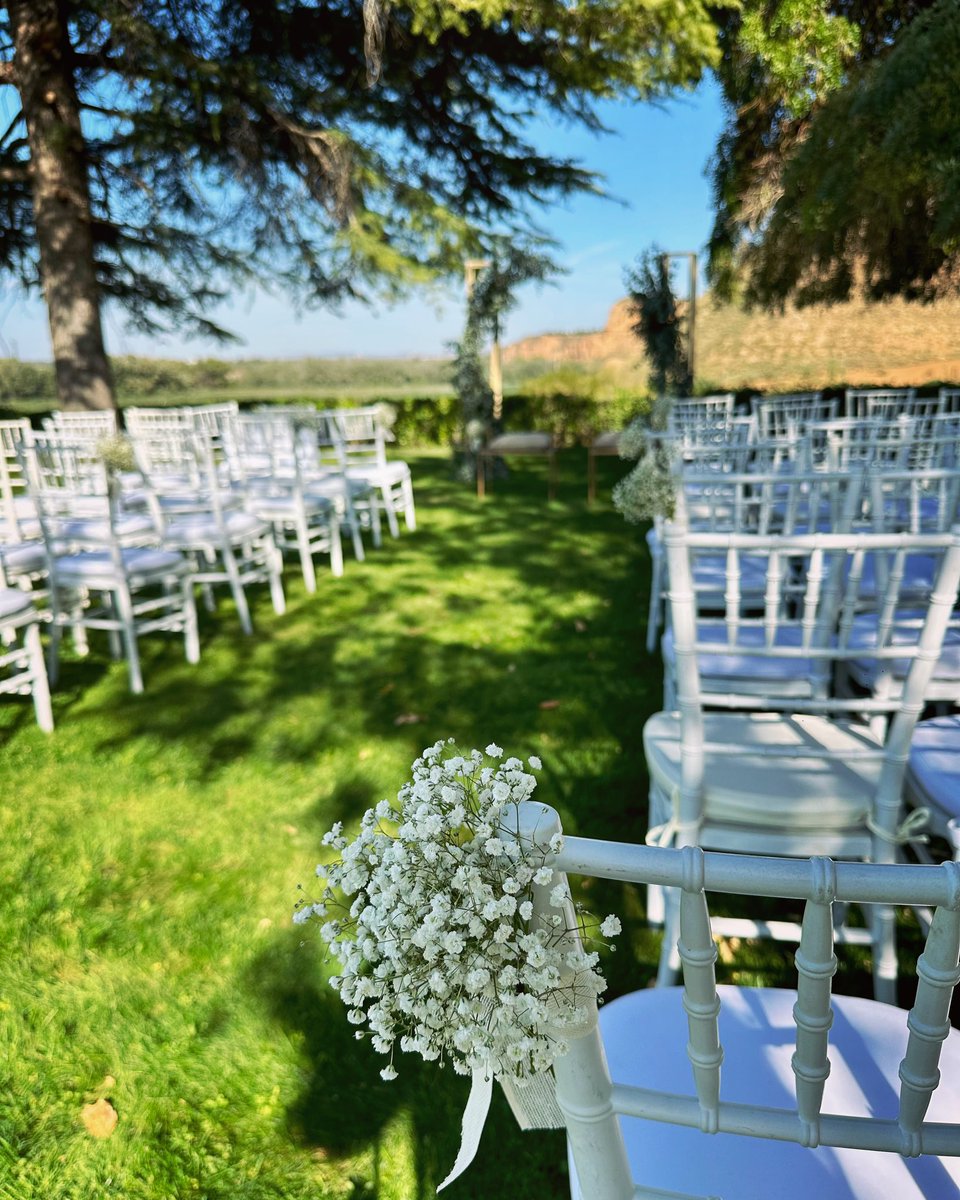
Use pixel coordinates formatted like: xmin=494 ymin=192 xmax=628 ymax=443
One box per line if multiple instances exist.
xmin=0 ymin=77 xmax=726 ymax=362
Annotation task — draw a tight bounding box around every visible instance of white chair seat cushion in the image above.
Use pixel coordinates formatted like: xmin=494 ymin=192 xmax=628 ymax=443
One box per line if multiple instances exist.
xmin=53 ymin=548 xmax=187 ymax=586
xmin=590 ymin=430 xmax=621 ymax=451
xmin=691 ymin=552 xmax=771 ymax=596
xmin=847 ymin=609 xmax=960 ymax=686
xmin=854 ymin=553 xmax=938 ymax=600
xmin=345 ymin=461 xmax=411 ymax=485
xmin=905 ymin=715 xmax=960 ymax=821
xmin=0 ymin=587 xmax=36 ymax=621
xmin=484 ymin=432 xmax=552 ymax=453
xmin=163 ymin=510 xmax=266 ymax=545
xmin=661 ymin=621 xmax=826 ymax=687
xmin=643 ymin=711 xmax=882 ymax=830
xmin=569 ymin=985 xmax=960 ymax=1200
xmin=304 ymin=476 xmax=371 ymax=501
xmin=246 ymin=493 xmax=333 ymax=521
xmin=0 ymin=541 xmax=46 ymax=576
xmin=59 ymin=513 xmax=156 ymax=542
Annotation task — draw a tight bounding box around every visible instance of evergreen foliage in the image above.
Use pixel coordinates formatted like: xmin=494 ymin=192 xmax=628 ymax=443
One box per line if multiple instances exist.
xmin=624 ymin=248 xmax=691 ymax=397
xmin=0 ymin=0 xmax=720 ymax=345
xmin=708 ymin=0 xmax=960 ymax=306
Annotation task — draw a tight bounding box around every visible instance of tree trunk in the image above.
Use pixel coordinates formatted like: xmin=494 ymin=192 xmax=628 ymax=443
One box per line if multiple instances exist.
xmin=8 ymin=0 xmax=114 ymax=411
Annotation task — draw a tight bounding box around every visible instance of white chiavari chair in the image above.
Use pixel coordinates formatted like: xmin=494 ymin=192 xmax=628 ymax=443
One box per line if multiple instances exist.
xmin=0 ymin=587 xmax=53 ymax=730
xmin=331 ymin=406 xmax=415 ymax=538
xmin=509 ymin=801 xmax=960 ymax=1200
xmin=845 ymin=387 xmax=919 ymax=420
xmin=22 ymin=433 xmax=199 ymax=694
xmin=131 ymin=427 xmax=285 ymax=635
xmin=645 ymin=521 xmax=960 ymax=1000
xmin=233 ymin=412 xmax=344 ymax=589
xmin=751 ymin=392 xmax=837 ymax=441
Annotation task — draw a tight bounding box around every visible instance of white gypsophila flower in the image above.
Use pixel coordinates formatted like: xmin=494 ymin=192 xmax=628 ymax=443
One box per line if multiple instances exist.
xmin=601 ymin=915 xmax=622 ymax=938
xmin=296 ymin=743 xmax=619 ymax=1084
xmin=528 ymin=755 xmax=542 ymax=770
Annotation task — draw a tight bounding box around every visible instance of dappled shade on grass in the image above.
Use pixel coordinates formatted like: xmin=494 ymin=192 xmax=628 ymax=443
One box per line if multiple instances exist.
xmin=0 ymin=450 xmax=657 ymax=1199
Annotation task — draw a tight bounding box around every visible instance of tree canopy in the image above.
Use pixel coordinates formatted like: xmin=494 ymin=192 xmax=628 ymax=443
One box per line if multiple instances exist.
xmin=0 ymin=0 xmax=720 ymax=406
xmin=708 ymin=0 xmax=960 ymax=307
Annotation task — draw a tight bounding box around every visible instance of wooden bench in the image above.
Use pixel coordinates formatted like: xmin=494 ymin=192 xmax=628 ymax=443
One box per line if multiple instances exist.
xmin=476 ymin=432 xmax=557 ymax=500
xmin=587 ymin=429 xmax=621 ymax=504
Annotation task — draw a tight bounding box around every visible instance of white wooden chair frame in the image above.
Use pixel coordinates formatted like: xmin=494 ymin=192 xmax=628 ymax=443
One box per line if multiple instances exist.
xmin=507 ymin=800 xmax=960 ymax=1200
xmin=648 ymin=522 xmax=960 ymax=1001
xmin=0 ymin=591 xmax=53 ymax=731
xmin=23 ymin=434 xmax=200 ymax=695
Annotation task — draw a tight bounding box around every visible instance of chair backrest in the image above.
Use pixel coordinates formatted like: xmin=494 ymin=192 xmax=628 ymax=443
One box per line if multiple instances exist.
xmin=508 ymin=800 xmax=960 ymax=1200
xmin=751 ymin=392 xmax=837 ymax=441
xmin=43 ymin=409 xmax=118 ymax=443
xmin=802 ymin=416 xmax=917 ymax=471
xmin=674 ymin=465 xmax=867 ymax=537
xmin=129 ymin=427 xmax=225 ymax=523
xmin=667 ymin=394 xmax=736 ymax=436
xmin=21 ymin=432 xmax=125 ymax=550
xmin=0 ymin=418 xmax=33 ymax=538
xmin=845 ymin=388 xmax=919 ymax=420
xmin=664 ymin=521 xmax=960 ymax=838
xmin=330 ymin=406 xmax=388 ymax=469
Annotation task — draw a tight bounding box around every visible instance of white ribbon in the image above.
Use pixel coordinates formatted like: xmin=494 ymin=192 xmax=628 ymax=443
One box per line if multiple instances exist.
xmin=436 ymin=1068 xmax=493 ymax=1193
xmin=866 ymin=806 xmax=931 ymax=845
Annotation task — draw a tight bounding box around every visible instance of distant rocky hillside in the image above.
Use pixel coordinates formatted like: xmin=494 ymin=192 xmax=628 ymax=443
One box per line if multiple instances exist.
xmin=505 ymin=293 xmax=960 ymax=390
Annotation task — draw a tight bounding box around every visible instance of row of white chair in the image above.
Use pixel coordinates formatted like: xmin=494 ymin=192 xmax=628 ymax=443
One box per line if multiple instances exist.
xmin=0 ymin=403 xmax=416 ymax=722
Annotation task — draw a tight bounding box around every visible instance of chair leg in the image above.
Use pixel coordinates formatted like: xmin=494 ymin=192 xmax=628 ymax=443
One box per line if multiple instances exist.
xmin=223 ymin=545 xmax=253 ymax=634
xmin=871 ymin=902 xmax=898 ymax=1004
xmin=401 ymin=477 xmax=416 ymax=531
xmin=646 ymin=551 xmax=664 ymax=654
xmin=182 ymin=578 xmax=200 ymax=665
xmin=294 ymin=516 xmax=317 ymax=593
xmin=369 ymin=498 xmax=382 ymax=548
xmin=267 ymin=539 xmax=286 ymax=615
xmin=115 ymin=585 xmax=144 ymax=695
xmin=381 ymin=486 xmax=400 ymax=538
xmin=656 ymin=885 xmax=682 ymax=987
xmin=329 ymin=520 xmax=344 ymax=578
xmin=26 ymin=622 xmax=54 ymax=732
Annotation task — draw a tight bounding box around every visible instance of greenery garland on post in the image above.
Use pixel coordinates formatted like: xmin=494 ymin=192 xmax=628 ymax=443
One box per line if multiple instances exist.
xmin=451 ymin=244 xmax=554 ymax=483
xmin=624 ymin=247 xmax=692 ymax=398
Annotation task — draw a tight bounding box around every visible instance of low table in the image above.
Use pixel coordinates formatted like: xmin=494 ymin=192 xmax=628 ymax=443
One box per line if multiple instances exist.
xmin=477 ymin=432 xmax=557 ymax=500
xmin=587 ymin=430 xmax=621 ymax=504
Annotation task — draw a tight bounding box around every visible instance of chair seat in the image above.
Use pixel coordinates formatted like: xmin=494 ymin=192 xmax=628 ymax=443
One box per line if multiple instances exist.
xmin=570 ymin=985 xmax=960 ymax=1200
xmin=905 ymin=715 xmax=960 ymax=822
xmin=483 ymin=432 xmax=552 ymax=454
xmin=643 ymin=710 xmax=882 ymax=832
xmin=246 ymin=492 xmax=334 ymax=521
xmin=0 ymin=541 xmax=46 ymax=577
xmin=0 ymin=587 xmax=36 ymax=622
xmin=52 ymin=547 xmax=188 ymax=587
xmin=661 ymin=621 xmax=826 ymax=692
xmin=847 ymin=609 xmax=960 ymax=687
xmin=590 ymin=430 xmax=621 ymax=451
xmin=854 ymin=553 xmax=938 ymax=601
xmin=163 ymin=510 xmax=267 ymax=545
xmin=58 ymin=513 xmax=157 ymax=543
xmin=345 ymin=461 xmax=411 ymax=485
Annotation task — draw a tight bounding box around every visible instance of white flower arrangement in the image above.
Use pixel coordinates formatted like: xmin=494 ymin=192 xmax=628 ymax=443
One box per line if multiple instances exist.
xmin=296 ymin=741 xmax=621 ymax=1086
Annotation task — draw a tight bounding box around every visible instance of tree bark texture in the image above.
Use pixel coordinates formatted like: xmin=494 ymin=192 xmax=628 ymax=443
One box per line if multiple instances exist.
xmin=8 ymin=0 xmax=114 ymax=410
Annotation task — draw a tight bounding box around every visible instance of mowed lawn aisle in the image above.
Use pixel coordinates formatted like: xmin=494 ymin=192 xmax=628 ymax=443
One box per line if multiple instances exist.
xmin=0 ymin=448 xmax=657 ymax=1200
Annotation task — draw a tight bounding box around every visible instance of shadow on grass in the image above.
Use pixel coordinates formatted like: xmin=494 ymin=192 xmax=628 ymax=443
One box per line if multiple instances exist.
xmin=247 ymin=928 xmax=569 ymax=1199
xmin=79 ymin=452 xmax=656 ymax=813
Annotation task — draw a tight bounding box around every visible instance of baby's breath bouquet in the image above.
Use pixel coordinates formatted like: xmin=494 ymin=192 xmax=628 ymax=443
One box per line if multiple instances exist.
xmin=296 ymin=741 xmax=620 ymax=1085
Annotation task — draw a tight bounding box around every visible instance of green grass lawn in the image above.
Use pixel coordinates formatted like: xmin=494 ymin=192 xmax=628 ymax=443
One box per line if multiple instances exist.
xmin=0 ymin=448 xmax=670 ymax=1200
